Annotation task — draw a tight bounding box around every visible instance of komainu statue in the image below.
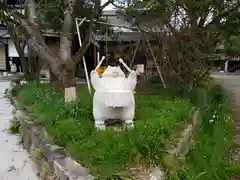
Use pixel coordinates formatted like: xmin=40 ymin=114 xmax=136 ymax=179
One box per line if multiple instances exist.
xmin=90 ymin=66 xmax=137 ymax=131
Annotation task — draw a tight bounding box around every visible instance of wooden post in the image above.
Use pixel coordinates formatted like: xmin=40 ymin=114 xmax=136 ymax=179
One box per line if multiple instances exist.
xmin=130 ymin=39 xmax=141 ymax=68
xmin=224 ymin=60 xmax=228 ymax=72
xmin=94 ymin=45 xmax=97 ymax=67
xmin=146 ymin=40 xmax=166 ymax=88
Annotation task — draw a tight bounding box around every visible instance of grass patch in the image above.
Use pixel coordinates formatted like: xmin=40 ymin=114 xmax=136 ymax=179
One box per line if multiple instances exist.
xmin=14 ymin=82 xmax=192 ymax=179
xmin=168 ymin=85 xmax=238 ymax=180
xmin=12 ymin=81 xmax=237 ymax=179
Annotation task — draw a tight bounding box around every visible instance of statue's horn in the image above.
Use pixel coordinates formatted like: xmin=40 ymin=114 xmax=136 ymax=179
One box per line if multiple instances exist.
xmin=118 ymin=58 xmax=131 ymax=73
xmin=95 ymin=56 xmax=105 ymax=70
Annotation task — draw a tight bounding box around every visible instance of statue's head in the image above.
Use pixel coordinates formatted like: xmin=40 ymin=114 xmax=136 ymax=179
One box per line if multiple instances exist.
xmin=101 ymin=66 xmax=125 ymax=78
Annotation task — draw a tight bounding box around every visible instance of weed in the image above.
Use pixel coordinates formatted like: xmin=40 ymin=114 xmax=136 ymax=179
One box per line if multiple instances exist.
xmin=8 ymin=118 xmax=20 ymax=134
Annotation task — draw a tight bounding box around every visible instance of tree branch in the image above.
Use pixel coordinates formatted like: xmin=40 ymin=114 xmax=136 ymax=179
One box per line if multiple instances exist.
xmin=73 ymin=22 xmax=94 ymax=64
xmin=208 ymin=3 xmax=240 ymax=27
xmin=96 ymin=0 xmax=114 ymax=17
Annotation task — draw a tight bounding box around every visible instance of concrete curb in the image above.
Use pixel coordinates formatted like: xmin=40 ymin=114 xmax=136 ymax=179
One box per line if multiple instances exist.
xmin=8 ymin=84 xmax=94 ymax=180
xmin=163 ymin=108 xmax=201 ymax=168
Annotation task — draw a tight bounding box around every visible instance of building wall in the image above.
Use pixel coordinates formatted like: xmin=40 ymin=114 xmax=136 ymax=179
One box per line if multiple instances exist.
xmin=0 ymin=40 xmax=7 ymax=71
xmin=8 ymin=39 xmax=28 ymax=57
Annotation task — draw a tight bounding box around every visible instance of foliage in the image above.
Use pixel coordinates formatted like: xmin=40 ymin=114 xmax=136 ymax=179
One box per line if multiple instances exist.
xmin=42 ymin=0 xmax=95 ymax=30
xmin=225 ymin=36 xmax=240 ymax=56
xmin=119 ymin=0 xmax=240 ymax=90
xmin=15 ymin=82 xmax=192 ymax=179
xmin=0 ymin=0 xmax=115 ymax=87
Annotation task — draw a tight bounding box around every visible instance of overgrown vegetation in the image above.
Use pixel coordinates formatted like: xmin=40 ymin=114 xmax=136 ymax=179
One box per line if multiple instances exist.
xmin=13 ymin=82 xmax=192 ymax=179
xmin=11 ymin=80 xmax=238 ymax=179
xmin=168 ymin=85 xmax=239 ymax=180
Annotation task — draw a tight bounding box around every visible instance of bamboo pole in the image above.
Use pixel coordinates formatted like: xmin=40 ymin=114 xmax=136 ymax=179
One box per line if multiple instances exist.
xmin=75 ymin=17 xmax=140 ymax=31
xmin=75 ymin=18 xmax=92 ymax=94
xmin=130 ymin=39 xmax=141 ymax=68
xmin=146 ymin=40 xmax=166 ymax=88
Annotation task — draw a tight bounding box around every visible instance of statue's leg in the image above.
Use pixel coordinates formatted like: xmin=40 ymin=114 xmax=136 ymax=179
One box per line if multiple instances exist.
xmin=124 ymin=119 xmax=134 ymax=129
xmin=122 ymin=104 xmax=135 ymax=129
xmin=93 ymin=101 xmax=107 ymax=131
xmin=95 ymin=119 xmax=106 ymax=131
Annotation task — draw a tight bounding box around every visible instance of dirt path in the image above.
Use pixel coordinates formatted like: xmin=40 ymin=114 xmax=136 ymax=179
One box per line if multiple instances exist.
xmin=0 ymin=81 xmax=38 ymax=180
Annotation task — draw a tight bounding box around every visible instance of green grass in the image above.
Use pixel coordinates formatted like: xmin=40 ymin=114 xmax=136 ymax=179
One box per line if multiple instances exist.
xmin=168 ymin=85 xmax=239 ymax=180
xmin=12 ymin=81 xmax=238 ymax=179
xmin=13 ymin=82 xmax=192 ymax=179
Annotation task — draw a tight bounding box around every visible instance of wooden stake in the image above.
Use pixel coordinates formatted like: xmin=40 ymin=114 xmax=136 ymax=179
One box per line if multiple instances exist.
xmin=130 ymin=39 xmax=141 ymax=68
xmin=146 ymin=40 xmax=166 ymax=88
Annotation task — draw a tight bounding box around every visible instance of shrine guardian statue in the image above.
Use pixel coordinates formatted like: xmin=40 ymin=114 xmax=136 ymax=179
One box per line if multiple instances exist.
xmin=90 ymin=65 xmax=137 ymax=131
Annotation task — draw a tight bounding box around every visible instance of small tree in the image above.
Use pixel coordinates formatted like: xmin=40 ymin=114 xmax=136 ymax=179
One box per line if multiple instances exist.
xmin=0 ymin=0 xmax=114 ymax=102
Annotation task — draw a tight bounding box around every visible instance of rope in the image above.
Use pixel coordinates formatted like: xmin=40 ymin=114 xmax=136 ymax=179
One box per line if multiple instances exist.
xmin=105 ymin=26 xmax=108 ymax=65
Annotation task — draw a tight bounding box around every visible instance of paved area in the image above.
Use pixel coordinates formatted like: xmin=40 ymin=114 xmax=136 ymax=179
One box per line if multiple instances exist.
xmin=0 ymin=81 xmax=38 ymax=180
xmin=212 ymin=73 xmax=240 ymax=144
xmin=0 ymin=74 xmax=87 ymax=84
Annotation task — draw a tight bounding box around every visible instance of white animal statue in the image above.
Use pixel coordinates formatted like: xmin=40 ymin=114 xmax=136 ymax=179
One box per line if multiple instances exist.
xmin=90 ymin=66 xmax=137 ymax=131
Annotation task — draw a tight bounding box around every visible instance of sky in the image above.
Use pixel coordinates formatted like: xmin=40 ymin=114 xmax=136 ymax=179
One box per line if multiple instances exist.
xmin=101 ymin=0 xmax=115 ymax=10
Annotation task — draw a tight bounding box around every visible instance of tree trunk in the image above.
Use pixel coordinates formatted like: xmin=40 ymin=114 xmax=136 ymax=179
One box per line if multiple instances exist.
xmin=59 ymin=0 xmax=77 ymax=102
xmin=26 ymin=45 xmax=40 ymax=81
xmin=50 ymin=61 xmax=76 ymax=102
xmin=6 ymin=24 xmax=31 ymax=78
xmin=50 ymin=70 xmax=64 ymax=92
xmin=62 ymin=60 xmax=76 ymax=102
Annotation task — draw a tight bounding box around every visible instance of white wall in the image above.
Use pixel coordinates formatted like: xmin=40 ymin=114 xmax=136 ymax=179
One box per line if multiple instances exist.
xmin=8 ymin=39 xmax=28 ymax=57
xmin=101 ymin=0 xmax=115 ymax=10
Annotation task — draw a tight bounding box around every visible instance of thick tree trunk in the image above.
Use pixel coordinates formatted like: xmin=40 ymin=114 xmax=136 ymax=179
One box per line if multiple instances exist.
xmin=59 ymin=0 xmax=77 ymax=102
xmin=50 ymin=70 xmax=64 ymax=92
xmin=62 ymin=60 xmax=76 ymax=102
xmin=64 ymin=72 xmax=76 ymax=102
xmin=50 ymin=63 xmax=76 ymax=102
xmin=27 ymin=45 xmax=40 ymax=81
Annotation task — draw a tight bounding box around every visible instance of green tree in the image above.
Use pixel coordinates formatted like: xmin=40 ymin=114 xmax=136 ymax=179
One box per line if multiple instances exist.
xmin=0 ymin=0 xmax=114 ymax=102
xmin=225 ymin=36 xmax=240 ymax=56
xmin=119 ymin=0 xmax=240 ymax=90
